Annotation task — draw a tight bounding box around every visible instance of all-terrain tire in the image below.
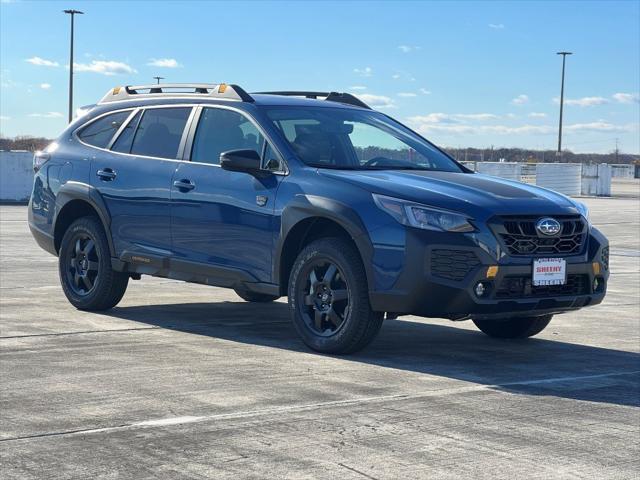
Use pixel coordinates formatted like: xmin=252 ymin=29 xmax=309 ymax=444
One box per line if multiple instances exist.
xmin=472 ymin=314 xmax=553 ymax=339
xmin=58 ymin=216 xmax=129 ymax=311
xmin=288 ymin=237 xmax=384 ymax=354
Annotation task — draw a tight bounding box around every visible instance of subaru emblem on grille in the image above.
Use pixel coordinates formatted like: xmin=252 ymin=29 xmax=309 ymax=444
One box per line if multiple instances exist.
xmin=536 ymin=217 xmax=561 ymax=236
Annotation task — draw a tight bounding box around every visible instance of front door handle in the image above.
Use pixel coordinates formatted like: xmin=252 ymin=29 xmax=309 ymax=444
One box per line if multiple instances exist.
xmin=96 ymin=168 xmax=116 ymax=181
xmin=173 ymin=179 xmax=196 ymax=192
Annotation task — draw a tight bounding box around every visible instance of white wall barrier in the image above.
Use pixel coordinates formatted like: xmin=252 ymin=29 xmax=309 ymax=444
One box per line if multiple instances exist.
xmin=436 ymin=160 xmax=614 ymax=195
xmin=535 ymin=163 xmax=582 ymax=196
xmin=475 ymin=162 xmax=522 ymax=181
xmin=610 ymin=164 xmax=634 ymax=179
xmin=596 ymin=163 xmax=612 ymax=196
xmin=0 ymin=151 xmax=34 ymax=202
xmin=0 ymin=152 xmax=622 ymax=202
xmin=520 ymin=163 xmax=537 ymax=184
xmin=581 ymin=164 xmax=598 ymax=196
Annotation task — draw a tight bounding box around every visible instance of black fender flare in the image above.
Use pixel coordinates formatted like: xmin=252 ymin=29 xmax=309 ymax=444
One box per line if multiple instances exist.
xmin=274 ymin=194 xmax=374 ymax=291
xmin=54 ymin=181 xmax=116 ymax=257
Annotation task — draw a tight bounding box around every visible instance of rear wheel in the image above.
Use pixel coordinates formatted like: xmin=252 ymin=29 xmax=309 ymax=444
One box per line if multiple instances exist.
xmin=234 ymin=288 xmax=280 ymax=303
xmin=58 ymin=216 xmax=129 ymax=311
xmin=288 ymin=237 xmax=383 ymax=354
xmin=472 ymin=314 xmax=553 ymax=339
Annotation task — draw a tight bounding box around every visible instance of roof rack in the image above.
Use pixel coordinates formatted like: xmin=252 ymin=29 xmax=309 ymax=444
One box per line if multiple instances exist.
xmin=97 ymin=84 xmax=371 ymax=110
xmin=253 ymin=91 xmax=371 ymax=109
xmin=98 ymin=83 xmax=254 ymax=104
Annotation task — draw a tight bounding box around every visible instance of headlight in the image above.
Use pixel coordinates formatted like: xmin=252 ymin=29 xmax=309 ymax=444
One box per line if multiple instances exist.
xmin=373 ymin=194 xmax=475 ymax=232
xmin=574 ymin=200 xmax=589 ymax=220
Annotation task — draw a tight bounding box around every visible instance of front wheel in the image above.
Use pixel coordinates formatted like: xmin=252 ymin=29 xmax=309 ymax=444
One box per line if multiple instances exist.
xmin=288 ymin=238 xmax=383 ymax=354
xmin=472 ymin=314 xmax=553 ymax=339
xmin=58 ymin=216 xmax=129 ymax=311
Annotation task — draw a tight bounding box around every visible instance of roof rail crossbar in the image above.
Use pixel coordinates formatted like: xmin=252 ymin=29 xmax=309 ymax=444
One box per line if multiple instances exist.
xmin=98 ymin=83 xmax=254 ymax=104
xmin=254 ymin=91 xmax=371 ymax=109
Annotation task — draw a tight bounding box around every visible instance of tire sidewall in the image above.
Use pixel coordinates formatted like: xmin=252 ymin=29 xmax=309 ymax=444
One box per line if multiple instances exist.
xmin=288 ymin=239 xmax=367 ymax=353
xmin=58 ymin=218 xmax=111 ymax=309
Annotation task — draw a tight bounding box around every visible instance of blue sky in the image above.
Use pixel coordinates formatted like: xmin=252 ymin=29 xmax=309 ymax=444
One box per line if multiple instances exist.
xmin=1 ymin=0 xmax=638 ymax=154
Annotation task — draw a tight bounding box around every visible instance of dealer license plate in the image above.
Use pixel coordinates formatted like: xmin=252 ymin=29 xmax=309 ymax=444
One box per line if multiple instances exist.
xmin=533 ymin=258 xmax=566 ymax=286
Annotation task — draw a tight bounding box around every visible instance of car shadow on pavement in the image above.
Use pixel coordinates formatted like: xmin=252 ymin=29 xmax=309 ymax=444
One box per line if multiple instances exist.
xmin=105 ymin=300 xmax=640 ymax=408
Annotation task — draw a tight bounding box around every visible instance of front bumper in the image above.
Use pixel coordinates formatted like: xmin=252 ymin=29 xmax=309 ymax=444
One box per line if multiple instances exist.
xmin=368 ymin=226 xmax=609 ymax=319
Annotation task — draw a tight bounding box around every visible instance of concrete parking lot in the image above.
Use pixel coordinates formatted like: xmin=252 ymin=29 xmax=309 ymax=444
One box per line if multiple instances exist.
xmin=1 ymin=180 xmax=639 ymax=479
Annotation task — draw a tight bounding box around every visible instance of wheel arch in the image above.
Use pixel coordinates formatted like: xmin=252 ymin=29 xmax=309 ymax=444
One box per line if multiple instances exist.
xmin=275 ymin=196 xmax=374 ymax=296
xmin=54 ymin=182 xmax=115 ymax=256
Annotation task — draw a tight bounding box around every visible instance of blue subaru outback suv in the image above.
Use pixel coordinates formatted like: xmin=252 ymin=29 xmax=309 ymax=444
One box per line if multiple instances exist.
xmin=28 ymin=83 xmax=609 ymax=353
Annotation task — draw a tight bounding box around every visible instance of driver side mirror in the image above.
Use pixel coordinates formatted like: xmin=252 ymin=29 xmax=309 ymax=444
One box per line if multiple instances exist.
xmin=220 ymin=149 xmax=261 ymax=173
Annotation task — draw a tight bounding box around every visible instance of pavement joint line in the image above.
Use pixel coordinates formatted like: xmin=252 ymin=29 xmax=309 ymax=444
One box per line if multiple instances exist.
xmin=338 ymin=463 xmax=380 ymax=480
xmin=0 ymin=326 xmax=161 ymax=339
xmin=1 ymin=370 xmax=639 ymax=444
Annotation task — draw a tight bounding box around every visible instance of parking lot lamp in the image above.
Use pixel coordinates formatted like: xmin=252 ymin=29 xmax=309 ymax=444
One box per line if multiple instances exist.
xmin=556 ymin=51 xmax=572 ymax=160
xmin=64 ymin=9 xmax=84 ymax=123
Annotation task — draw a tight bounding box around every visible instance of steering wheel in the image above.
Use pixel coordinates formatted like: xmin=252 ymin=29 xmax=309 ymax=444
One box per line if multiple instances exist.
xmin=363 ymin=157 xmax=389 ymax=167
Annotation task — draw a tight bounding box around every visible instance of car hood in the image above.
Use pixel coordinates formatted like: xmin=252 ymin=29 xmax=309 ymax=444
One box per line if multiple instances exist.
xmin=318 ymin=169 xmax=581 ymax=219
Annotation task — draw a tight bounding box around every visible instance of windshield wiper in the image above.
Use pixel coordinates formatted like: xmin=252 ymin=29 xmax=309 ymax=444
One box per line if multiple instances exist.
xmin=310 ymin=164 xmax=433 ymax=171
xmin=360 ymin=165 xmax=431 ymax=171
xmin=309 ymin=164 xmax=361 ymax=170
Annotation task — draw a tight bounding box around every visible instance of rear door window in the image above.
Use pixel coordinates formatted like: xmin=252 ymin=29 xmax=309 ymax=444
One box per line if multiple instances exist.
xmin=78 ymin=110 xmax=131 ymax=149
xmin=111 ymin=110 xmax=142 ymax=154
xmin=130 ymin=107 xmax=192 ymax=159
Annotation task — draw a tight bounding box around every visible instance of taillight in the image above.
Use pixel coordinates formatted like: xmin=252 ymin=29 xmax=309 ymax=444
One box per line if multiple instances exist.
xmin=33 ymin=142 xmax=58 ymax=172
xmin=33 ymin=151 xmax=50 ymax=173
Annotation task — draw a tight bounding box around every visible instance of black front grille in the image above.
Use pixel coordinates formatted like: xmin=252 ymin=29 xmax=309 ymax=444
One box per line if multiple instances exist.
xmin=496 ymin=216 xmax=587 ymax=256
xmin=495 ymin=274 xmax=589 ymax=299
xmin=430 ymin=249 xmax=480 ymax=281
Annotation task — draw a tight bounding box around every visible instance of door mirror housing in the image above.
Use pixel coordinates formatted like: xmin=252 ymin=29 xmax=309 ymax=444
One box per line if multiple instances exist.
xmin=220 ymin=149 xmax=262 ymax=173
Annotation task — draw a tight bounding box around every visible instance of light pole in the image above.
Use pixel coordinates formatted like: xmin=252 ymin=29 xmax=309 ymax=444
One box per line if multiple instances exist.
xmin=153 ymin=76 xmax=165 ymax=84
xmin=64 ymin=9 xmax=84 ymax=123
xmin=556 ymin=51 xmax=572 ymax=160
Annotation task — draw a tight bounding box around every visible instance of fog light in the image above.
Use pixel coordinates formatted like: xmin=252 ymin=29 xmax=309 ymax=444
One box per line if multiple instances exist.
xmin=475 ymin=282 xmax=489 ymax=297
xmin=593 ymin=277 xmax=605 ymax=293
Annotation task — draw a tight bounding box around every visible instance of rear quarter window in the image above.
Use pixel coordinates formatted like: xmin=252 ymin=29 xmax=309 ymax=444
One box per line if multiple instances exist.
xmin=78 ymin=110 xmax=131 ymax=149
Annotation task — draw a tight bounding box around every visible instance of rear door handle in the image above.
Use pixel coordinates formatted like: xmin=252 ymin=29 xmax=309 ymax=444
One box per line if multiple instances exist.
xmin=96 ymin=168 xmax=116 ymax=181
xmin=173 ymin=179 xmax=196 ymax=192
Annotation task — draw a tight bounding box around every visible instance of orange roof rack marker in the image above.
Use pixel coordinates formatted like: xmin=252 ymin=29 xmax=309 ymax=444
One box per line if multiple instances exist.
xmin=97 ymin=83 xmax=254 ymax=104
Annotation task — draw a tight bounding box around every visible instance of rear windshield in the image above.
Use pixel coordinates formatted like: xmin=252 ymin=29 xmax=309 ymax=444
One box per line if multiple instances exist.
xmin=265 ymin=107 xmax=462 ymax=172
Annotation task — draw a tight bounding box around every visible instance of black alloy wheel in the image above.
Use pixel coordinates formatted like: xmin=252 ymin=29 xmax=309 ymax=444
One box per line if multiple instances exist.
xmin=65 ymin=233 xmax=100 ymax=296
xmin=288 ymin=237 xmax=384 ymax=354
xmin=58 ymin=216 xmax=129 ymax=311
xmin=297 ymin=259 xmax=351 ymax=337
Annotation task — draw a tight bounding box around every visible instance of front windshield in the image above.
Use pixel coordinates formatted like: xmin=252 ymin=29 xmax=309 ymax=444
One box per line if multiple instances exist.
xmin=266 ymin=106 xmax=462 ymax=172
